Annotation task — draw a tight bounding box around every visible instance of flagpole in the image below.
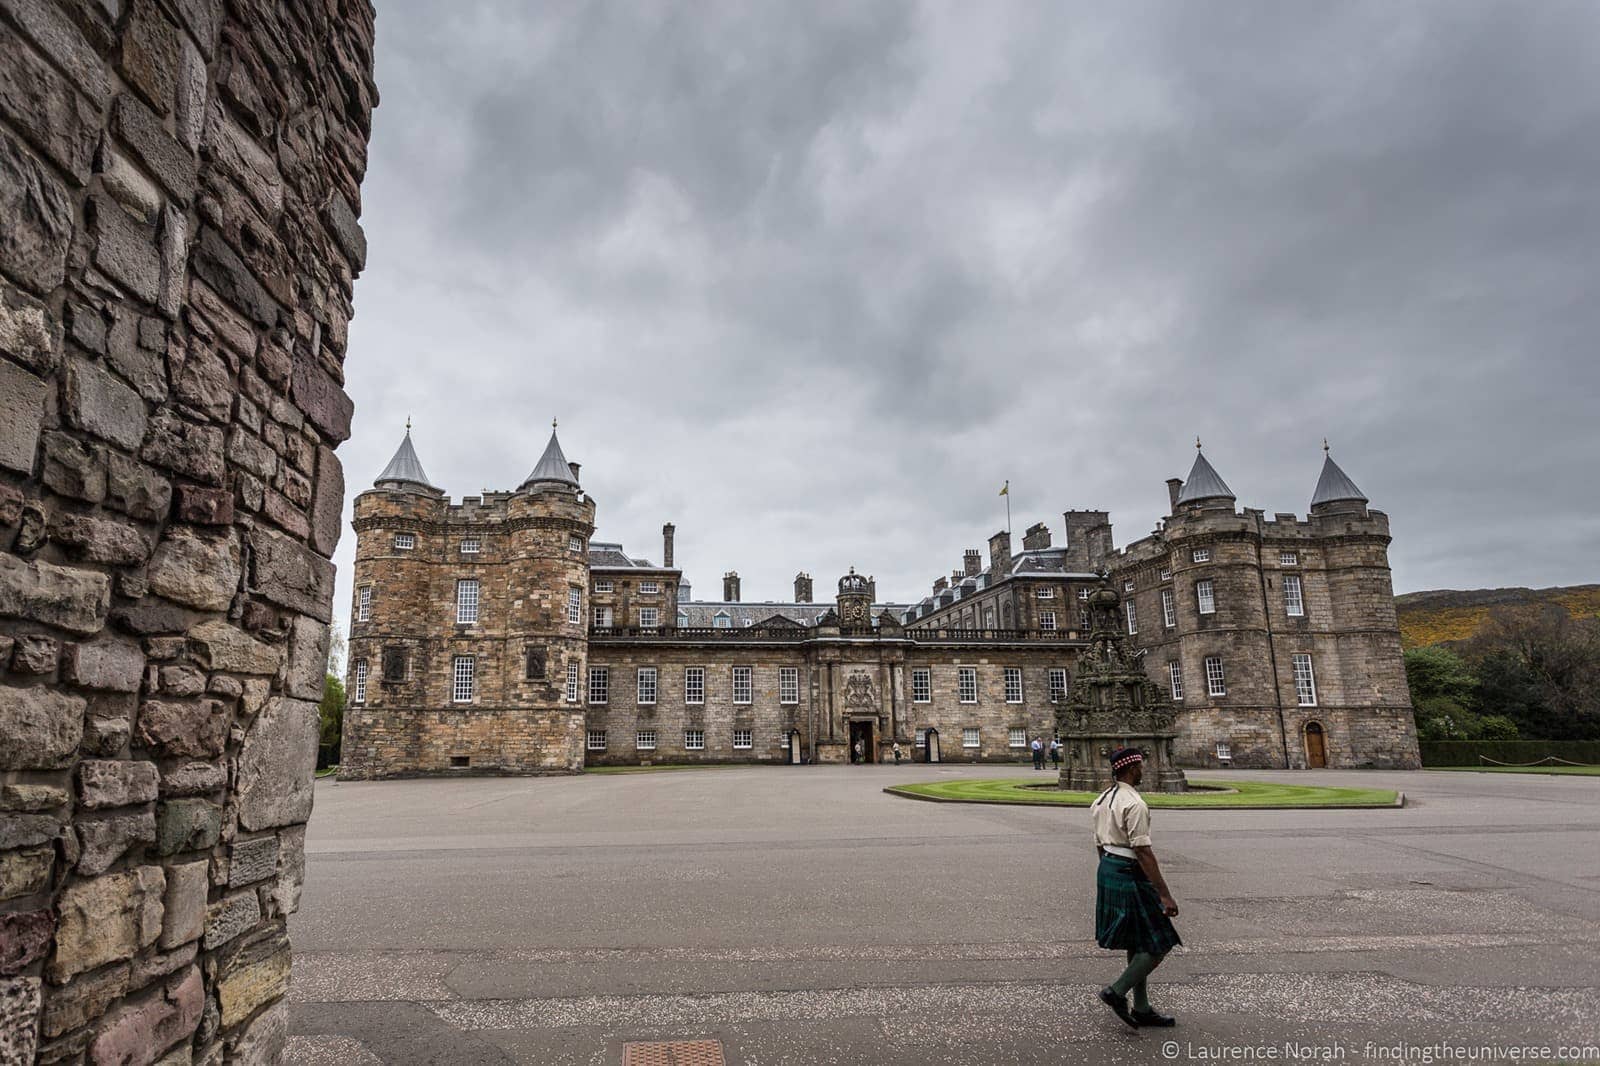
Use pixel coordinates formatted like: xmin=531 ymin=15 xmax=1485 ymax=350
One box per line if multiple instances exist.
xmin=1004 ymin=480 xmax=1011 ymax=534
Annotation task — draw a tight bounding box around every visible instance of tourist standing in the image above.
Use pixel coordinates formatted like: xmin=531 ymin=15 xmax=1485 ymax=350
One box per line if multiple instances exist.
xmin=853 ymin=738 xmax=864 ymax=763
xmin=1031 ymin=736 xmax=1044 ymax=770
xmin=1089 ymin=748 xmax=1180 ymax=1029
xmin=893 ymin=742 xmax=903 ymax=765
xmin=1050 ymin=738 xmax=1062 ymax=769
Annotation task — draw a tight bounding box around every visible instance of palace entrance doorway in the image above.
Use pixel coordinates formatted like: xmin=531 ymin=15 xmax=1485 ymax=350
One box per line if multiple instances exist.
xmin=1305 ymin=722 xmax=1328 ymax=768
xmin=849 ymin=720 xmax=876 ymax=763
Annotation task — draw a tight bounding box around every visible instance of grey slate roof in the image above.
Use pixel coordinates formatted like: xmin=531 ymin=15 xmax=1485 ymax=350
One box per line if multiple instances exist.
xmin=1174 ymin=450 xmax=1235 ymax=505
xmin=587 ymin=541 xmax=663 ymax=570
xmin=675 ymin=601 xmax=907 ymax=628
xmin=521 ymin=429 xmax=578 ymax=488
xmin=374 ymin=429 xmax=439 ymax=491
xmin=1311 ymin=453 xmax=1368 ymax=506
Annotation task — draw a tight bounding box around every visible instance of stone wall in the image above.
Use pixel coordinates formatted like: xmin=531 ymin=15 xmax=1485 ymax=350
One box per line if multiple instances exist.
xmin=0 ymin=0 xmax=376 ymax=1062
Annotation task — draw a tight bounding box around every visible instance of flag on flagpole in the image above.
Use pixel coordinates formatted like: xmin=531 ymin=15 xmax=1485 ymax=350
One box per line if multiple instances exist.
xmin=999 ymin=481 xmax=1009 ymax=496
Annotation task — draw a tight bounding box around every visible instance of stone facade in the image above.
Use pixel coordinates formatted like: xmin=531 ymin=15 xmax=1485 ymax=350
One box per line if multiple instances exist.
xmin=0 ymin=1 xmax=376 ymax=1062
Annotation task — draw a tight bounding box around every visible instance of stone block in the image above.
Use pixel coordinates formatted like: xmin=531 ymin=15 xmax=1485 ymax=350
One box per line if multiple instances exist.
xmin=0 ymin=686 xmax=85 ymax=769
xmin=226 ymin=1000 xmax=286 ymax=1066
xmin=226 ymin=836 xmax=277 ymax=888
xmin=147 ymin=526 xmax=240 ymax=611
xmin=1 ymin=975 xmax=41 ymax=1063
xmin=136 ymin=700 xmax=227 ymax=759
xmin=158 ymin=860 xmax=207 ymax=949
xmin=105 ymin=311 xmax=171 ymax=402
xmin=0 ymin=910 xmax=54 ymax=975
xmin=0 ymin=487 xmax=19 ymax=527
xmin=285 ymin=615 xmax=330 ymax=701
xmin=158 ymin=664 xmax=206 ymax=696
xmin=63 ymin=637 xmax=146 ymax=693
xmin=78 ymin=759 xmax=161 ymax=808
xmin=309 ymin=446 xmax=344 ymax=556
xmin=141 ymin=411 xmax=225 ymax=485
xmin=189 ymin=620 xmax=280 ymax=675
xmin=175 ymin=32 xmax=206 ymax=150
xmin=65 ymin=299 xmax=108 ymax=355
xmin=187 ymin=281 xmax=256 ymax=358
xmin=110 ymin=92 xmax=196 ymax=204
xmin=88 ymin=965 xmax=202 ymax=1066
xmin=0 ymin=783 xmax=67 ymax=811
xmin=100 ymin=148 xmax=162 ymax=223
xmin=271 ymin=825 xmax=306 ymax=915
xmin=174 ymin=339 xmax=232 ymax=422
xmin=66 ymin=356 xmax=149 ymax=450
xmin=0 ymin=126 xmax=74 ymax=294
xmin=48 ymin=866 xmax=166 ymax=982
xmin=290 ymin=352 xmax=353 ymax=442
xmin=0 ymin=554 xmax=111 ymax=634
xmin=1 ymin=282 xmax=60 ymax=374
xmin=0 ymin=21 xmax=97 ymax=181
xmin=0 ymin=0 xmax=113 ymax=106
xmin=0 ymin=358 xmax=47 ymax=473
xmin=175 ymin=484 xmax=232 ymax=525
xmin=249 ymin=528 xmax=335 ymax=616
xmin=159 ymin=761 xmax=226 ymax=797
xmin=191 ymin=228 xmax=277 ymax=328
xmin=202 ymin=890 xmax=258 ymax=949
xmin=0 ymin=812 xmax=60 ymax=850
xmin=226 ymin=427 xmax=276 ymax=479
xmin=90 ymin=194 xmax=163 ymax=305
xmin=155 ymin=798 xmax=221 ymax=855
xmin=129 ymin=941 xmax=196 ymax=988
xmin=11 ymin=632 xmax=58 ymax=673
xmin=42 ymin=962 xmax=127 ymax=1038
xmin=82 ymin=693 xmax=135 ymax=756
xmin=75 ymin=810 xmax=157 ymax=875
xmin=119 ymin=0 xmax=182 ymax=114
xmin=324 ymin=192 xmax=367 ymax=272
xmin=215 ymin=933 xmax=288 ymax=1028
xmin=0 ymin=847 xmax=53 ymax=901
xmin=51 ymin=512 xmax=154 ymax=566
xmin=41 ymin=430 xmax=108 ymax=502
xmin=236 ymin=697 xmax=318 ymax=831
xmin=158 ymin=203 xmax=189 ymax=319
xmin=202 ymin=103 xmax=283 ymax=218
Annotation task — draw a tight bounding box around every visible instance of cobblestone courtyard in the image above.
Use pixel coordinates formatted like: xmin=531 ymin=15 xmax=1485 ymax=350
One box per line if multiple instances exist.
xmin=286 ymin=767 xmax=1600 ymax=1064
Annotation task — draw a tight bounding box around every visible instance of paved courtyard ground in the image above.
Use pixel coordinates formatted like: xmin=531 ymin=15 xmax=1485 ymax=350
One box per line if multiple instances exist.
xmin=286 ymin=766 xmax=1600 ymax=1064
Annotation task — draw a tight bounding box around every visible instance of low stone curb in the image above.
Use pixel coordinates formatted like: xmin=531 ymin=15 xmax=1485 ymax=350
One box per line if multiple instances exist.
xmin=882 ymin=785 xmax=1406 ymax=810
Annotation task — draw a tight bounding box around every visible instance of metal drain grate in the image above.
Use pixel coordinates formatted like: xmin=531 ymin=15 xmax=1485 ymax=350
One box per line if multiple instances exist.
xmin=621 ymin=1038 xmax=727 ymax=1066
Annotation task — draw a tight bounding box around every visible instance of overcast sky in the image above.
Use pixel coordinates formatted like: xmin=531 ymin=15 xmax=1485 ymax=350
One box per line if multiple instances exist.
xmin=332 ymin=0 xmax=1599 ymax=623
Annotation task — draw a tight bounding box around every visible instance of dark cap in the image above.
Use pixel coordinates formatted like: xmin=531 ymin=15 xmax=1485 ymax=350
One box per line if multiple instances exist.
xmin=1109 ymin=747 xmax=1144 ymax=773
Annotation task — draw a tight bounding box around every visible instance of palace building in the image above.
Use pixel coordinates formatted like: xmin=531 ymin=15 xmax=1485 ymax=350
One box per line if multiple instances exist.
xmin=338 ymin=429 xmax=1420 ymax=779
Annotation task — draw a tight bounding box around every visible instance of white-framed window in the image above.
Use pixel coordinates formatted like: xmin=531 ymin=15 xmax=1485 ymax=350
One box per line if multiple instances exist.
xmin=636 ymin=730 xmax=656 ymax=751
xmin=1003 ymin=667 xmax=1023 ymax=703
xmin=592 ymin=606 xmax=612 ymax=628
xmin=568 ymin=535 xmax=583 ymax=553
xmin=1204 ymin=656 xmax=1226 ymax=697
xmin=587 ymin=730 xmax=607 ymax=751
xmin=639 ymin=606 xmax=659 ymax=630
xmin=1292 ymin=653 xmax=1317 ymax=706
xmin=1159 ymin=567 xmax=1172 ymax=581
xmin=1125 ymin=601 xmax=1138 ymax=635
xmin=594 ymin=579 xmax=614 ymax=593
xmin=460 ymin=537 xmax=480 ymax=555
xmin=1284 ymin=575 xmax=1304 ymax=617
xmin=456 ymin=579 xmax=479 ymax=624
xmin=1008 ymin=728 xmax=1027 ymax=749
xmin=1280 ymin=551 xmax=1298 ymax=567
xmin=1216 ymin=741 xmax=1232 ymax=761
xmin=915 ymin=729 xmax=927 ymax=747
xmin=640 ymin=580 xmax=659 ymax=594
xmin=984 ymin=609 xmax=995 ymax=628
xmin=958 ymin=667 xmax=978 ymax=704
xmin=393 ymin=532 xmax=415 ymax=550
xmin=677 ymin=611 xmax=688 ymax=628
xmin=685 ymin=666 xmax=705 ymax=704
xmin=684 ymin=729 xmax=705 ymax=751
xmin=637 ymin=667 xmax=657 ymax=705
xmin=713 ymin=611 xmax=732 ymax=629
xmin=732 ymin=666 xmax=752 ymax=704
xmin=732 ymin=729 xmax=753 ymax=750
xmin=1169 ymin=661 xmax=1185 ymax=701
xmin=452 ymin=656 xmax=475 ymax=702
xmin=588 ymin=666 xmax=608 ymax=704
xmin=1080 ymin=610 xmax=1090 ymax=629
xmin=565 ymin=661 xmax=579 ymax=702
xmin=567 ymin=587 xmax=582 ymax=624
xmin=1124 ymin=578 xmax=1135 ymax=592
xmin=356 ymin=585 xmax=371 ymax=622
xmin=1037 ymin=587 xmax=1054 ymax=600
xmin=962 ymin=727 xmax=980 ymax=749
xmin=1196 ymin=579 xmax=1216 ymax=615
xmin=911 ymin=668 xmax=931 ymax=703
xmin=352 ymin=659 xmax=367 ymax=703
xmin=1039 ymin=610 xmax=1057 ymax=631
xmin=1192 ymin=547 xmax=1210 ymax=563
xmin=1161 ymin=588 xmax=1177 ymax=628
xmin=1048 ymin=668 xmax=1068 ymax=702
xmin=1078 ymin=588 xmax=1091 ymax=602
xmin=779 ymin=667 xmax=799 ymax=704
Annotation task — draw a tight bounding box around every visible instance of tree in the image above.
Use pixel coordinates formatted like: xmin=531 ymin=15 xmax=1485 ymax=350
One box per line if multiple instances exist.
xmin=1404 ymin=646 xmax=1477 ymax=706
xmin=318 ymin=674 xmax=345 ymax=769
xmin=1469 ymin=606 xmax=1600 ymax=740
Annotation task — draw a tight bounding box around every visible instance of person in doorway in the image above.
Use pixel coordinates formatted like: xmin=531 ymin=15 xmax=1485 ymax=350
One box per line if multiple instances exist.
xmin=1089 ymin=748 xmax=1180 ymax=1029
xmin=1049 ymin=738 xmax=1062 ymax=769
xmin=1031 ymin=736 xmax=1045 ymax=770
xmin=892 ymin=741 xmax=903 ymax=765
xmin=853 ymin=738 xmax=864 ymax=763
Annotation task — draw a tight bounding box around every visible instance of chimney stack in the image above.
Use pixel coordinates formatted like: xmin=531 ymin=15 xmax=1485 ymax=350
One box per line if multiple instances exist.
xmin=866 ymin=576 xmax=877 ymax=602
xmin=794 ymin=572 xmax=813 ymax=602
xmin=662 ymin=523 xmax=675 ymax=568
xmin=933 ymin=576 xmax=948 ymax=594
xmin=1022 ymin=522 xmax=1052 ymax=550
xmin=1166 ymin=478 xmax=1183 ymax=513
xmin=988 ymin=530 xmax=1012 ymax=576
xmin=568 ymin=461 xmax=581 ymax=482
xmin=963 ymin=549 xmax=982 ymax=576
xmin=723 ymin=571 xmax=741 ymax=602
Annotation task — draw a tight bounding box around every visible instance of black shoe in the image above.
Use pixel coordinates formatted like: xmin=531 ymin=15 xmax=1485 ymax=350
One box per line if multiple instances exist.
xmin=1098 ymin=987 xmax=1137 ymax=1029
xmin=1131 ymin=1009 xmax=1176 ymax=1027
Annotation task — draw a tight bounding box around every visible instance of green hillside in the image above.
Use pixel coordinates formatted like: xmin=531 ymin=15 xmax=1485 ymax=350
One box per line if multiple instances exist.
xmin=1395 ymin=585 xmax=1600 ymax=649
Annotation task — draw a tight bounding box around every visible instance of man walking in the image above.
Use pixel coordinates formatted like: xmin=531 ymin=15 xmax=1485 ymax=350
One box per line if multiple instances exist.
xmin=1049 ymin=738 xmax=1062 ymax=769
xmin=1089 ymin=747 xmax=1180 ymax=1028
xmin=1031 ymin=736 xmax=1044 ymax=770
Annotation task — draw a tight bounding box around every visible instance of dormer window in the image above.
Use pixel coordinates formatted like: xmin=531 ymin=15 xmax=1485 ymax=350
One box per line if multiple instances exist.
xmin=713 ymin=611 xmax=732 ymax=629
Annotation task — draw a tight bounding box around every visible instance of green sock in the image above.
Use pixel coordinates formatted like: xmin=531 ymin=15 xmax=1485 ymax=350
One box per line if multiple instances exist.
xmin=1111 ymin=950 xmax=1164 ymax=1009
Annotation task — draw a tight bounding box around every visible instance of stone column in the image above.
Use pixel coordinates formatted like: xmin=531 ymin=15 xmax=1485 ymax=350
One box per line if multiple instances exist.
xmin=0 ymin=1 xmax=377 ymax=1062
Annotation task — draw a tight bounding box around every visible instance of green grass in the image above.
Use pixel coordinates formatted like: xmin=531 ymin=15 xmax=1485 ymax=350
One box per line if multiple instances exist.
xmin=886 ymin=778 xmax=1400 ymax=809
xmin=1426 ymin=765 xmax=1600 ymax=777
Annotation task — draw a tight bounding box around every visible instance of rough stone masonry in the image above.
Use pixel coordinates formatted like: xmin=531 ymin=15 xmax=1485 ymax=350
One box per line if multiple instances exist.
xmin=0 ymin=0 xmax=377 ymax=1062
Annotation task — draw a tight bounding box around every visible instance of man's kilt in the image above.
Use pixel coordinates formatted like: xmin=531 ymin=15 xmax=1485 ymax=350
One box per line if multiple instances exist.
xmin=1095 ymin=853 xmax=1183 ymax=955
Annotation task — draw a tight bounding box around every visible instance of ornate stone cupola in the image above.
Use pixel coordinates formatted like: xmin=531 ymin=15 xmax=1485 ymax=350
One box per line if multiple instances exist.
xmin=836 ymin=568 xmax=873 ymax=629
xmin=374 ymin=422 xmax=443 ymax=496
xmin=1054 ymin=581 xmax=1188 ymax=793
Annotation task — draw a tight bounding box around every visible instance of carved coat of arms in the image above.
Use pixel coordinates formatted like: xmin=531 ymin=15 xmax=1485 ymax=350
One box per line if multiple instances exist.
xmin=844 ymin=671 xmax=876 ymax=713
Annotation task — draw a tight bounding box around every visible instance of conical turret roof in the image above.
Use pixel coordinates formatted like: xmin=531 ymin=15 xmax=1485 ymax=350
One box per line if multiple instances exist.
xmin=1311 ymin=449 xmax=1367 ymax=507
xmin=374 ymin=426 xmax=440 ymax=492
xmin=520 ymin=424 xmax=578 ymax=489
xmin=1174 ymin=445 xmax=1235 ymax=506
